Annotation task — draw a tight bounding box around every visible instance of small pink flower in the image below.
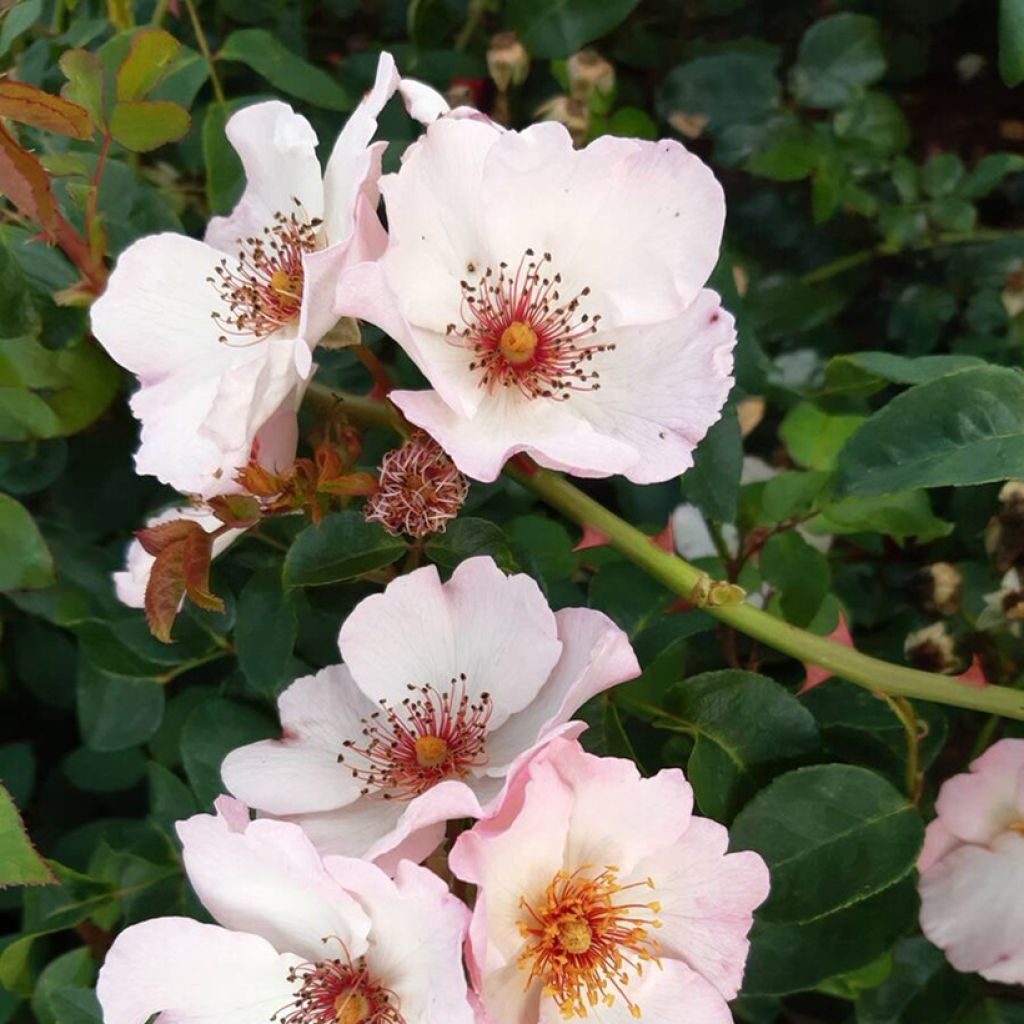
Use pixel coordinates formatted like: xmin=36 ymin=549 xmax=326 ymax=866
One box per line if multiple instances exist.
xmin=222 ymin=556 xmax=639 ymax=868
xmin=336 ymin=117 xmax=736 ymax=483
xmin=365 ymin=432 xmax=469 ymax=538
xmin=96 ymin=797 xmax=473 ymax=1024
xmin=450 ymin=738 xmax=769 ymax=1024
xmin=918 ymin=738 xmax=1024 ymax=983
xmin=91 ymin=54 xmax=406 ymax=498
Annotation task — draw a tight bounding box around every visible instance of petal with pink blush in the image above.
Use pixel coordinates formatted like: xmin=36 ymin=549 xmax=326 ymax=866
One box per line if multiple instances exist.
xmin=919 ymin=831 xmax=1024 ymax=983
xmin=222 ymin=665 xmax=375 ymax=815
xmin=392 ymin=386 xmax=637 ymax=483
xmin=204 ymin=101 xmax=323 ymax=255
xmin=338 ymin=557 xmax=562 ymax=728
xmin=484 ymin=608 xmax=639 ymax=769
xmin=935 ymin=738 xmax=1024 ymax=844
xmin=631 ymin=817 xmax=770 ymax=1000
xmin=176 ymin=805 xmax=371 ymax=962
xmin=96 ymin=917 xmax=298 ymax=1024
xmin=918 ymin=818 xmax=962 ymax=873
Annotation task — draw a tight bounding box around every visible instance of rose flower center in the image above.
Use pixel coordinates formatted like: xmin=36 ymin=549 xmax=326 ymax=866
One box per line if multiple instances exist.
xmin=276 ymin=952 xmax=403 ymax=1024
xmin=338 ymin=674 xmax=492 ymax=799
xmin=518 ymin=867 xmax=662 ymax=1020
xmin=208 ymin=199 xmax=321 ymax=344
xmin=445 ymin=248 xmax=615 ymax=401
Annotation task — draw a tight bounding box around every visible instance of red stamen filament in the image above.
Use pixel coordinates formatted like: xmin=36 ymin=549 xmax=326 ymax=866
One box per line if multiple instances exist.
xmin=208 ymin=199 xmax=321 ymax=344
xmin=273 ymin=942 xmax=403 ymax=1024
xmin=518 ymin=867 xmax=663 ymax=1020
xmin=445 ymin=249 xmax=615 ymax=401
xmin=337 ymin=674 xmax=492 ymax=800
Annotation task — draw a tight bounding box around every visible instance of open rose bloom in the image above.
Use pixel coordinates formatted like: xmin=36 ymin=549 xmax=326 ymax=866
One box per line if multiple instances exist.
xmin=336 ymin=117 xmax=737 ymax=483
xmin=97 ymin=796 xmax=472 ymax=1024
xmin=450 ymin=738 xmax=770 ymax=1023
xmin=222 ymin=556 xmax=639 ymax=866
xmin=90 ymin=54 xmax=403 ymax=498
xmin=918 ymin=738 xmax=1024 ymax=982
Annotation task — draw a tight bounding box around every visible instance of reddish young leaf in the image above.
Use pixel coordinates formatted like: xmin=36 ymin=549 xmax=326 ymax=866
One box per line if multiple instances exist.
xmin=209 ymin=493 xmax=262 ymax=528
xmin=182 ymin=527 xmax=225 ymax=613
xmin=144 ymin=541 xmax=188 ymax=643
xmin=0 ymin=81 xmax=93 ymax=139
xmin=319 ymin=471 xmax=378 ymax=497
xmin=0 ymin=124 xmax=59 ymax=233
xmin=135 ymin=517 xmax=201 ymax=557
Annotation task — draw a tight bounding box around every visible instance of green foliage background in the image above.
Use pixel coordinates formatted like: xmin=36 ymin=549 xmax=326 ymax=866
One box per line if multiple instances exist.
xmin=3 ymin=0 xmax=1024 ymax=1021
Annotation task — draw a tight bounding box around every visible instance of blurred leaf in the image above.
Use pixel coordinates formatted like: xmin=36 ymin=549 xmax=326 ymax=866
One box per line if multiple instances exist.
xmin=0 ymin=0 xmax=41 ymax=58
xmin=962 ymin=153 xmax=1024 ymax=198
xmin=1000 ymin=0 xmax=1024 ymax=86
xmin=820 ymin=351 xmax=982 ymax=397
xmin=921 ymin=153 xmax=965 ymax=197
xmin=110 ymin=100 xmax=191 ymax=152
xmin=834 ymin=366 xmax=1024 ymax=497
xmin=424 ymin=517 xmax=512 ymax=570
xmin=731 ymin=764 xmax=924 ymax=924
xmin=779 ymin=403 xmax=866 ymax=471
xmin=791 ymin=13 xmax=886 ymax=109
xmin=236 ymin=567 xmax=298 ymax=696
xmin=761 ymin=530 xmax=830 ymax=626
xmin=0 ymin=782 xmax=54 ymax=887
xmin=833 ymin=92 xmax=909 ymax=155
xmin=31 ymin=948 xmax=95 ymax=1024
xmin=218 ymin=30 xmax=353 ymax=111
xmin=814 ymin=491 xmax=952 ymax=544
xmin=506 ymin=0 xmax=640 ymax=58
xmin=0 ymin=494 xmax=53 ymax=591
xmin=284 ymin=511 xmax=407 ymax=586
xmin=116 ymin=29 xmax=181 ymax=101
xmin=0 ymin=82 xmax=93 ymax=139
xmin=680 ymin=405 xmax=742 ymax=523
xmin=202 ymin=100 xmax=245 ymax=215
xmin=660 ymin=670 xmax=820 ymax=821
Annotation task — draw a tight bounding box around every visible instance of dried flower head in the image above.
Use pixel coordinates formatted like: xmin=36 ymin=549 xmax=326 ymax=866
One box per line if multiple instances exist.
xmin=905 ymin=622 xmax=962 ymax=675
xmin=364 ymin=433 xmax=468 ymax=538
xmin=487 ymin=31 xmax=530 ymax=93
xmin=911 ymin=561 xmax=963 ymax=616
xmin=566 ymin=49 xmax=615 ymax=101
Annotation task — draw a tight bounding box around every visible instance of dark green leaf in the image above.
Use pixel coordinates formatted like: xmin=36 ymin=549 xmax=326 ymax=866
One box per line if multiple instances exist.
xmin=0 ymin=494 xmax=53 ymax=591
xmin=218 ymin=30 xmax=352 ymax=111
xmin=424 ymin=517 xmax=512 ymax=570
xmin=235 ymin=567 xmax=299 ymax=696
xmin=731 ymin=764 xmax=924 ymax=924
xmin=283 ymin=511 xmax=406 ymax=587
xmin=791 ymin=14 xmax=886 ymax=109
xmin=506 ymin=0 xmax=640 ymax=58
xmin=760 ymin=530 xmax=831 ymax=627
xmin=77 ymin=662 xmax=166 ymax=752
xmin=820 ymin=351 xmax=982 ymax=397
xmin=202 ymin=101 xmax=245 ymax=215
xmin=680 ymin=405 xmax=742 ymax=522
xmin=814 ymin=491 xmax=952 ymax=544
xmin=1000 ymin=0 xmax=1024 ymax=87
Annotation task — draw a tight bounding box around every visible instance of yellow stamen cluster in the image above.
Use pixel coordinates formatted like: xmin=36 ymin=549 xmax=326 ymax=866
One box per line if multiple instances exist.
xmin=517 ymin=867 xmax=662 ymax=1019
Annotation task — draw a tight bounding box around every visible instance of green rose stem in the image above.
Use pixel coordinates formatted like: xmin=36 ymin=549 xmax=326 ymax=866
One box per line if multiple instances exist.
xmin=306 ymin=383 xmax=1024 ymax=721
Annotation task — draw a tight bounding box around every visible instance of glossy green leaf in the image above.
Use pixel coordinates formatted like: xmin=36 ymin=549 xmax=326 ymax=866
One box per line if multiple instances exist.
xmin=283 ymin=511 xmax=406 ymax=587
xmin=0 ymin=782 xmax=54 ymax=887
xmin=218 ymin=30 xmax=352 ymax=111
xmin=820 ymin=351 xmax=984 ymax=397
xmin=660 ymin=671 xmax=820 ymax=821
xmin=834 ymin=365 xmax=1024 ymax=497
xmin=0 ymin=494 xmax=53 ymax=591
xmin=680 ymin=405 xmax=743 ymax=522
xmin=731 ymin=764 xmax=924 ymax=924
xmin=779 ymin=403 xmax=866 ymax=471
xmin=235 ymin=568 xmax=299 ymax=696
xmin=424 ymin=518 xmax=512 ymax=571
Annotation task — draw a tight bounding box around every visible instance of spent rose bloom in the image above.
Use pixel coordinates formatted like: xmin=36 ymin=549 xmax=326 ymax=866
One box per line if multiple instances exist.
xmin=97 ymin=796 xmax=473 ymax=1024
xmin=918 ymin=738 xmax=1024 ymax=983
xmin=336 ymin=116 xmax=736 ymax=483
xmin=114 ymin=506 xmax=246 ymax=608
xmin=222 ymin=556 xmax=639 ymax=868
xmin=450 ymin=737 xmax=770 ymax=1024
xmin=90 ymin=54 xmax=404 ymax=498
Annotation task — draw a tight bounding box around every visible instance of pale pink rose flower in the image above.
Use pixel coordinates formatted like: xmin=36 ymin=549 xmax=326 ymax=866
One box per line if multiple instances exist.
xmin=97 ymin=796 xmax=473 ymax=1024
xmin=91 ymin=53 xmax=406 ymax=498
xmin=450 ymin=737 xmax=770 ymax=1024
xmin=113 ymin=506 xmax=246 ymax=608
xmin=918 ymin=738 xmax=1024 ymax=983
xmin=336 ymin=117 xmax=736 ymax=483
xmin=222 ymin=556 xmax=639 ymax=868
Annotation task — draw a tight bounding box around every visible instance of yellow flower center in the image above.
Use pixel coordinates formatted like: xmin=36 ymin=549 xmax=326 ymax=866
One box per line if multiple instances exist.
xmin=270 ymin=267 xmax=302 ymax=300
xmin=499 ymin=321 xmax=538 ymax=365
xmin=334 ymin=989 xmax=371 ymax=1024
xmin=414 ymin=734 xmax=450 ymax=768
xmin=518 ymin=867 xmax=662 ymax=1020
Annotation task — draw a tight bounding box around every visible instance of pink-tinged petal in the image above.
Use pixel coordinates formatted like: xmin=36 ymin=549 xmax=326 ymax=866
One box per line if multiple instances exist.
xmin=399 ymin=77 xmax=451 ymax=123
xmin=799 ymin=613 xmax=855 ymax=694
xmin=567 ymin=292 xmax=736 ymax=484
xmin=935 ymin=738 xmax=1024 ymax=844
xmin=222 ymin=665 xmax=374 ymax=816
xmin=324 ymin=857 xmax=474 ymax=1024
xmin=480 ymin=125 xmax=724 ymax=328
xmin=96 ymin=917 xmax=298 ymax=1024
xmin=485 ymin=608 xmax=639 ymax=769
xmin=919 ymin=832 xmax=1024 ymax=983
xmin=338 ymin=557 xmax=562 ymax=728
xmin=631 ymin=817 xmax=769 ymax=1000
xmin=212 ymin=793 xmax=252 ymax=831
xmin=477 ymin=961 xmax=542 ymax=1024
xmin=538 ymin=959 xmax=732 ymax=1024
xmin=176 ymin=804 xmax=371 ymax=961
xmin=276 ymin=796 xmax=409 ymax=859
xmin=918 ymin=818 xmax=962 ymax=873
xmin=205 ymin=101 xmax=323 ymax=255
xmin=252 ymin=396 xmax=301 ymax=475
xmin=392 ymin=387 xmax=636 ymax=483
xmin=321 ymin=52 xmax=400 ymax=246
xmin=91 ymin=234 xmax=238 ymax=383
